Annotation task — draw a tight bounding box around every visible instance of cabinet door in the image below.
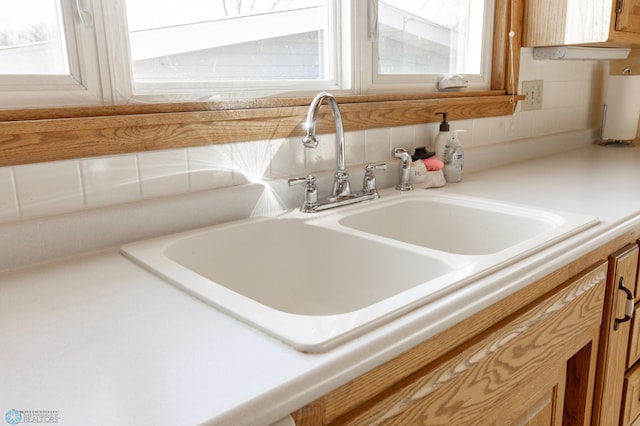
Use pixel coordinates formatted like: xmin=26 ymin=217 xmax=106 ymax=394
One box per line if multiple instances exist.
xmin=327 ymin=263 xmax=606 ymax=426
xmin=523 ymin=0 xmax=614 ymax=46
xmin=630 ymin=242 xmax=640 ymax=368
xmin=500 ymin=371 xmax=566 ymax=426
xmin=622 ymin=362 xmax=640 ymax=426
xmin=616 ymin=0 xmax=640 ymax=33
xmin=593 ymin=244 xmax=638 ymax=425
xmin=627 ymin=303 xmax=640 ymax=369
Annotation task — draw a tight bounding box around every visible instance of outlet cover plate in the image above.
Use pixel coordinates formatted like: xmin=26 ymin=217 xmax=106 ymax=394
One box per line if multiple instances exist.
xmin=521 ymin=80 xmax=543 ymax=111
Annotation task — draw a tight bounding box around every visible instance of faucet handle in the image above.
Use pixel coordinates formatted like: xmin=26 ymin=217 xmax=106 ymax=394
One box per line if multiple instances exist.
xmin=362 ymin=163 xmax=386 ymax=196
xmin=288 ymin=175 xmax=316 ymax=186
xmin=288 ymin=175 xmax=318 ymax=212
xmin=365 ymin=162 xmax=387 ymax=173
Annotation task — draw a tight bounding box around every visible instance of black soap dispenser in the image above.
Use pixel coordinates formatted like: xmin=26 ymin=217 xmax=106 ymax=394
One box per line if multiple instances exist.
xmin=434 ymin=112 xmax=450 ymax=161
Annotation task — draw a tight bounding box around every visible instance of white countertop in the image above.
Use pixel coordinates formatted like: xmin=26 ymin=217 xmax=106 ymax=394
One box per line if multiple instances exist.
xmin=3 ymin=144 xmax=640 ymax=426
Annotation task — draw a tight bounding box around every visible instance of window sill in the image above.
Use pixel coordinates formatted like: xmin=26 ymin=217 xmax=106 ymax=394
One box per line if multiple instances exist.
xmin=0 ymin=91 xmax=523 ymax=167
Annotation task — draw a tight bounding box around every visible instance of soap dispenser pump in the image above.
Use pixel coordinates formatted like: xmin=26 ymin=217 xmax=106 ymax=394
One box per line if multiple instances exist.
xmin=434 ymin=112 xmax=450 ymax=162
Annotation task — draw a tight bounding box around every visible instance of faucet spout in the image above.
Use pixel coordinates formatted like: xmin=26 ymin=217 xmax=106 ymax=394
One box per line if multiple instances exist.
xmin=290 ymin=92 xmax=383 ymax=212
xmin=303 ymin=92 xmax=350 ymax=197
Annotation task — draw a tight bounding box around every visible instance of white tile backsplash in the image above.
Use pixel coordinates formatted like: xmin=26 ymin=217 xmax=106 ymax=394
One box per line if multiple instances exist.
xmin=505 ymin=111 xmax=535 ymax=141
xmin=365 ymin=127 xmax=392 ymax=163
xmin=532 ymin=109 xmax=561 ymax=136
xmin=555 ymin=107 xmax=585 ymax=133
xmin=81 ymin=155 xmax=140 ymax=208
xmin=472 ymin=116 xmax=508 ymax=147
xmin=414 ymin=122 xmax=438 ymax=152
xmin=0 ymin=47 xmax=604 ymax=225
xmin=305 ymin=133 xmax=336 ymax=173
xmin=390 ymin=126 xmax=416 ymax=153
xmin=268 ymin=137 xmax=306 ymax=179
xmin=0 ymin=167 xmax=19 ymax=221
xmin=345 ymin=130 xmax=366 ymax=166
xmin=187 ymin=145 xmax=234 ymax=191
xmin=451 ymin=119 xmax=474 ymax=147
xmin=543 ymin=80 xmax=583 ymax=109
xmin=14 ymin=160 xmax=84 ymax=218
xmin=138 ymin=149 xmax=189 ymax=198
xmin=230 ymin=139 xmax=272 ymax=184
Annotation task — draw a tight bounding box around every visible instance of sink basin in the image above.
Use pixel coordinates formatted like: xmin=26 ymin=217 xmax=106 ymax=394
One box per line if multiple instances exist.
xmin=121 ymin=190 xmax=598 ymax=352
xmin=121 ymin=216 xmax=467 ymax=351
xmin=164 ymin=219 xmax=455 ymax=316
xmin=337 ymin=193 xmax=591 ymax=256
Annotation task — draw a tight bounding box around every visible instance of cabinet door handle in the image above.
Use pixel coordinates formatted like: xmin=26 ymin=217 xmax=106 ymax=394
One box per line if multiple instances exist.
xmin=614 ymin=276 xmax=635 ymax=330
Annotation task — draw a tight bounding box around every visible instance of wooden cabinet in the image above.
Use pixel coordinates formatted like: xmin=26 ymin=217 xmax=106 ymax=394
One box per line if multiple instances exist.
xmin=523 ymin=0 xmax=640 ymax=47
xmin=627 ymin=242 xmax=640 ymax=370
xmin=593 ymin=244 xmax=638 ymax=425
xmin=292 ymin=262 xmax=607 ymax=426
xmin=616 ymin=0 xmax=640 ymax=34
xmin=622 ymin=363 xmax=640 ymax=426
xmin=628 ymin=304 xmax=640 ymax=369
xmin=290 ymin=234 xmax=640 ymax=426
xmin=620 ymin=242 xmax=640 ymax=426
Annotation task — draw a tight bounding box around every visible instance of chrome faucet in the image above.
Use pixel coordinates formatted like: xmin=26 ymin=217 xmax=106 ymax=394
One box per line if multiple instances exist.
xmin=302 ymin=91 xmax=351 ymax=197
xmin=288 ymin=163 xmax=385 ymax=213
xmin=393 ymin=147 xmax=413 ymax=191
xmin=289 ymin=92 xmax=386 ymax=213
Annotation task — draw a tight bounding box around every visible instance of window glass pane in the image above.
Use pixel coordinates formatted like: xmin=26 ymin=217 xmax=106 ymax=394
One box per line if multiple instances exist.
xmin=125 ymin=0 xmax=331 ymax=83
xmin=377 ymin=0 xmax=485 ymax=75
xmin=0 ymin=0 xmax=68 ymax=75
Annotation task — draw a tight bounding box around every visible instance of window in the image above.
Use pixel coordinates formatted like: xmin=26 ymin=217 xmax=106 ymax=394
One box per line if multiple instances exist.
xmin=126 ymin=1 xmax=334 ymax=82
xmin=119 ymin=0 xmax=493 ymax=99
xmin=2 ymin=0 xmax=519 ymax=168
xmin=0 ymin=0 xmax=68 ymax=75
xmin=0 ymin=0 xmax=106 ymax=108
xmin=365 ymin=0 xmax=494 ymax=92
xmin=113 ymin=0 xmax=348 ymax=100
xmin=376 ymin=1 xmax=487 ymax=75
xmin=1 ymin=0 xmax=495 ymax=107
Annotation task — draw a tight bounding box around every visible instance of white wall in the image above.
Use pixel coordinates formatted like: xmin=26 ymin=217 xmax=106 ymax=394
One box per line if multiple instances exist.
xmin=0 ymin=48 xmax=607 ymax=226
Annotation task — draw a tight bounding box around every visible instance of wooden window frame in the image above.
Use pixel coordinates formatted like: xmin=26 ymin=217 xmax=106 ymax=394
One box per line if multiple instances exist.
xmin=0 ymin=0 xmax=523 ymax=167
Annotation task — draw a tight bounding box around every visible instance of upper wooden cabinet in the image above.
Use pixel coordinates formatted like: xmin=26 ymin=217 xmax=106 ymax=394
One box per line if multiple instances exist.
xmin=616 ymin=0 xmax=640 ymax=34
xmin=524 ymin=0 xmax=640 ymax=47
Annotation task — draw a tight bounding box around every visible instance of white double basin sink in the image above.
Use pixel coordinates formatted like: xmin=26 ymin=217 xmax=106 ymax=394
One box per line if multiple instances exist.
xmin=121 ymin=189 xmax=598 ymax=352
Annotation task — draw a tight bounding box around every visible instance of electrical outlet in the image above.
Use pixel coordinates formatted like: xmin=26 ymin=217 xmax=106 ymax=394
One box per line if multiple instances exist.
xmin=521 ymin=80 xmax=543 ymax=111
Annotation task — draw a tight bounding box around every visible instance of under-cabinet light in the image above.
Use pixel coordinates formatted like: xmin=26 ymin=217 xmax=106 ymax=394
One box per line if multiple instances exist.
xmin=533 ymin=46 xmax=630 ymax=61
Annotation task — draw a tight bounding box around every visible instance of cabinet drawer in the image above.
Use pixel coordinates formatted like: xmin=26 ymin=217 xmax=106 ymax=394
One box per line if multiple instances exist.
xmin=623 ymin=363 xmax=640 ymax=426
